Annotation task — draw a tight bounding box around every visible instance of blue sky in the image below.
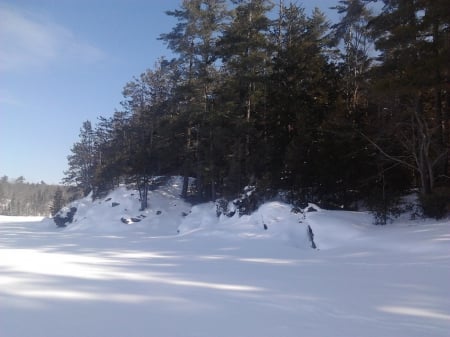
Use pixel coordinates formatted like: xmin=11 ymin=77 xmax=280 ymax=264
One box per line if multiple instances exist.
xmin=0 ymin=0 xmax=339 ymax=184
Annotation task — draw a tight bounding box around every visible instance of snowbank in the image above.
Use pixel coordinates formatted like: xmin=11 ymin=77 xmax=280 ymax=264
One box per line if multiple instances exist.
xmin=1 ymin=178 xmax=449 ymax=337
xmin=55 ymin=177 xmax=191 ymax=235
xmin=53 ymin=178 xmax=449 ymax=252
xmin=54 ymin=179 xmax=321 ymax=249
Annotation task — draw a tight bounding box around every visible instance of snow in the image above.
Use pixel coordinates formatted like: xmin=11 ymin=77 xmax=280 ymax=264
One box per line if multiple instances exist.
xmin=0 ymin=178 xmax=449 ymax=337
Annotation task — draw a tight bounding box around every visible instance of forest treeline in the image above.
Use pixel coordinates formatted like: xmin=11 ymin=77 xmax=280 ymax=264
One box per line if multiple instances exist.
xmin=0 ymin=176 xmax=79 ymax=216
xmin=64 ymin=0 xmax=450 ymax=222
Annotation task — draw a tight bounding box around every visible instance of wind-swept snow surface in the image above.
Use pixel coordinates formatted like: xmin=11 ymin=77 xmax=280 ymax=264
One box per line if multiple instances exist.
xmin=0 ymin=180 xmax=449 ymax=337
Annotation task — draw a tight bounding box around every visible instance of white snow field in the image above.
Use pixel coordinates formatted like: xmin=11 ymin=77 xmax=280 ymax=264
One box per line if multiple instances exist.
xmin=0 ymin=178 xmax=449 ymax=337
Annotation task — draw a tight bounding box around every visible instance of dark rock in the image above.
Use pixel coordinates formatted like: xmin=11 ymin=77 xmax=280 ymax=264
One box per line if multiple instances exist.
xmin=215 ymin=199 xmax=228 ymax=217
xmin=156 ymin=210 xmax=162 ymax=215
xmin=233 ymin=186 xmax=259 ymax=216
xmin=306 ymin=206 xmax=318 ymax=212
xmin=54 ymin=217 xmax=67 ymax=227
xmin=105 ymin=198 xmax=112 ymax=202
xmin=54 ymin=207 xmax=77 ymax=228
xmin=120 ymin=217 xmax=128 ymax=224
xmin=291 ymin=206 xmax=303 ymax=214
xmin=298 ymin=201 xmax=309 ymax=209
xmin=263 ymin=224 xmax=268 ymax=230
xmin=130 ymin=217 xmax=141 ymax=223
xmin=307 ymin=225 xmax=317 ymax=249
xmin=215 ymin=198 xmax=236 ymax=217
xmin=112 ymin=202 xmax=120 ymax=207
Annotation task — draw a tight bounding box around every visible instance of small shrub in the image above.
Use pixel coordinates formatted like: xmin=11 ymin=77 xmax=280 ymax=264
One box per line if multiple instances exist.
xmin=365 ymin=185 xmax=404 ymax=225
xmin=420 ymin=187 xmax=450 ymax=219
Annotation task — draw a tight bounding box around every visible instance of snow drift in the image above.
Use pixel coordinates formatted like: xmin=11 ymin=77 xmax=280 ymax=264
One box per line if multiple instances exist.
xmin=1 ymin=177 xmax=448 ymax=337
xmin=53 ymin=177 xmax=321 ymax=249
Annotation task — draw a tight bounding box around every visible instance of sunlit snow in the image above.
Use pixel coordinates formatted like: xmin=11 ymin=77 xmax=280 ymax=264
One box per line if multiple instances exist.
xmin=0 ymin=178 xmax=449 ymax=337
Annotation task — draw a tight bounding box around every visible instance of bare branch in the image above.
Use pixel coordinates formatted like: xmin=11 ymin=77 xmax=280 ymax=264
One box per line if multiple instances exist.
xmin=359 ymin=131 xmax=418 ymax=171
xmin=432 ymin=149 xmax=449 ymax=168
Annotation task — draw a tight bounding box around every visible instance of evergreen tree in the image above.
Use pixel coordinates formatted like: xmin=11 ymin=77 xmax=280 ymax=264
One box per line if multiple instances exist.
xmin=330 ymin=0 xmax=374 ymax=118
xmin=60 ymin=1 xmax=449 ymax=220
xmin=218 ymin=0 xmax=273 ymax=196
xmin=367 ymin=0 xmax=449 ymax=199
xmin=50 ymin=188 xmax=65 ymax=216
xmin=268 ymin=4 xmax=340 ymax=204
xmin=63 ymin=121 xmax=96 ymax=196
xmin=160 ymin=0 xmax=229 ymax=200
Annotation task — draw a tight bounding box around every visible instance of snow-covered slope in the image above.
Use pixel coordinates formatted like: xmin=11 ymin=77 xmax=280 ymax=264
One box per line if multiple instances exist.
xmin=54 ymin=177 xmax=317 ymax=249
xmin=54 ymin=177 xmax=192 ymax=235
xmin=1 ymin=178 xmax=449 ymax=337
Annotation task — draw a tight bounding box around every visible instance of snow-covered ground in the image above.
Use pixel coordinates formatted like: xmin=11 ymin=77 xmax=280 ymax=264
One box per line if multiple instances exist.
xmin=0 ymin=178 xmax=449 ymax=337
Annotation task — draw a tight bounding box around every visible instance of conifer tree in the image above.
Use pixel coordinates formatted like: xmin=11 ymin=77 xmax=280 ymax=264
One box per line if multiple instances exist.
xmin=50 ymin=188 xmax=65 ymax=216
xmin=218 ymin=0 xmax=273 ymax=195
xmin=330 ymin=0 xmax=373 ymax=118
xmin=367 ymin=0 xmax=449 ymax=198
xmin=63 ymin=121 xmax=96 ymax=196
xmin=160 ymin=0 xmax=229 ymax=200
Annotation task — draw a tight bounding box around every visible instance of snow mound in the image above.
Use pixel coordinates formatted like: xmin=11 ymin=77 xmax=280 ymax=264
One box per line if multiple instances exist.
xmin=54 ymin=177 xmax=449 ymax=252
xmin=56 ymin=177 xmax=191 ymax=235
xmin=178 ymin=201 xmax=313 ymax=249
xmin=54 ymin=178 xmax=320 ymax=249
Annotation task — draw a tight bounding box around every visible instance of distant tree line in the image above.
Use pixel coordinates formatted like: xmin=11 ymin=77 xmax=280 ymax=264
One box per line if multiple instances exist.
xmin=64 ymin=0 xmax=450 ymax=221
xmin=0 ymin=176 xmax=80 ymax=216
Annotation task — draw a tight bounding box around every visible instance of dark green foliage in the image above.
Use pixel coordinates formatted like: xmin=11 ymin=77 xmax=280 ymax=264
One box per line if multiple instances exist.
xmin=367 ymin=0 xmax=450 ymax=197
xmin=420 ymin=187 xmax=450 ymax=219
xmin=63 ymin=121 xmax=96 ymax=196
xmin=61 ymin=0 xmax=449 ymax=222
xmin=50 ymin=188 xmax=65 ymax=216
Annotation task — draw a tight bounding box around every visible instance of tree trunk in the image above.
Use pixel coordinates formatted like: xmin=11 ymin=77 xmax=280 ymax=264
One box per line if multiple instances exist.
xmin=445 ymin=90 xmax=450 ymax=177
xmin=181 ymin=126 xmax=191 ymax=199
xmin=181 ymin=174 xmax=189 ymax=199
xmin=209 ymin=128 xmax=216 ymax=201
xmin=138 ymin=176 xmax=149 ymax=211
xmin=414 ymin=94 xmax=434 ymax=195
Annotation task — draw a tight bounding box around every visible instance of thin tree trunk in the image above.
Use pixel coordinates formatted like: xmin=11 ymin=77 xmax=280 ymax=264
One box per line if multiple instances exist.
xmin=209 ymin=128 xmax=216 ymax=201
xmin=182 ymin=125 xmax=192 ymax=199
xmin=414 ymin=94 xmax=433 ymax=195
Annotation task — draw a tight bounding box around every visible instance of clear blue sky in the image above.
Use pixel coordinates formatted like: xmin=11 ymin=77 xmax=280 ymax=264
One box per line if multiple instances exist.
xmin=0 ymin=0 xmax=339 ymax=184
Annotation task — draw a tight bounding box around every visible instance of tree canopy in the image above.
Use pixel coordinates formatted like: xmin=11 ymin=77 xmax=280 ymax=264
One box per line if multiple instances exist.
xmin=64 ymin=0 xmax=450 ymax=221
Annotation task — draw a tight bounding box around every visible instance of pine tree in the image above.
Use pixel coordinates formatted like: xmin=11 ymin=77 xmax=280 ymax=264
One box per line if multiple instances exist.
xmin=50 ymin=188 xmax=65 ymax=216
xmin=160 ymin=0 xmax=229 ymax=200
xmin=268 ymin=4 xmax=341 ymax=203
xmin=368 ymin=0 xmax=449 ymax=197
xmin=330 ymin=0 xmax=374 ymax=118
xmin=218 ymin=0 xmax=273 ymax=195
xmin=63 ymin=121 xmax=96 ymax=196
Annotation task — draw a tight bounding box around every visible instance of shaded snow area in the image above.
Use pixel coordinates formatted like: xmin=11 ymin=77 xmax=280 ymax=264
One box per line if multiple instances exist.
xmin=0 ymin=178 xmax=449 ymax=337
